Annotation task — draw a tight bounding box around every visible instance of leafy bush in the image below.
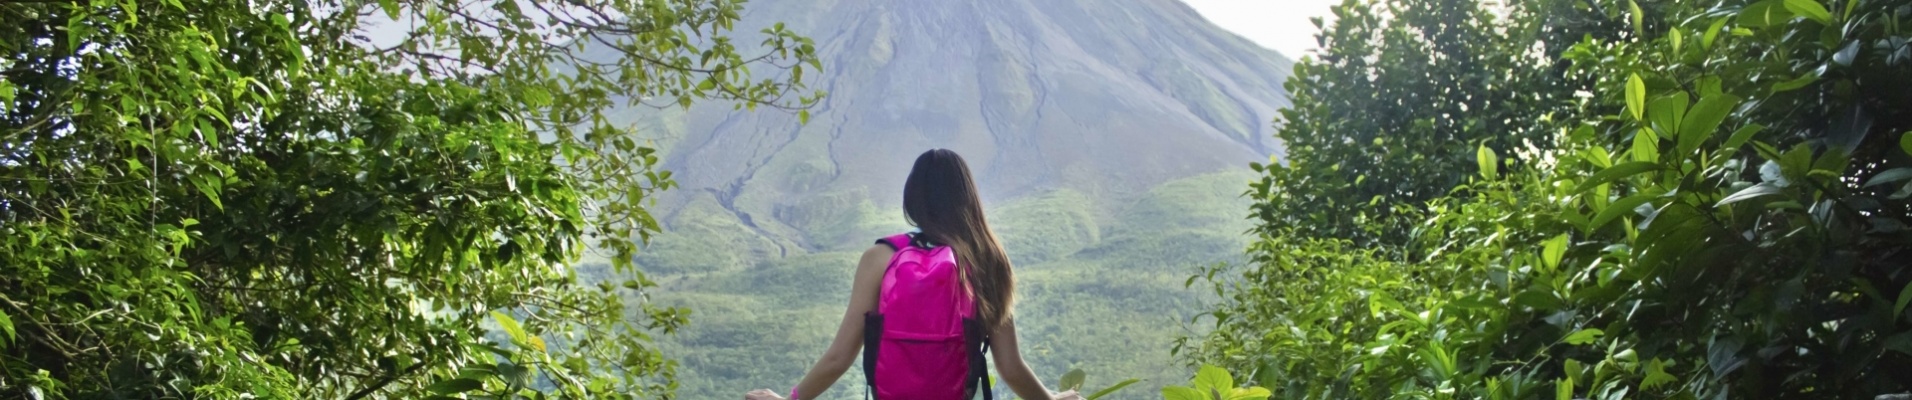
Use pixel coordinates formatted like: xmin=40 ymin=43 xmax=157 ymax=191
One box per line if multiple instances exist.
xmin=1194 ymin=0 xmax=1912 ymax=398
xmin=1161 ymin=365 xmax=1271 ymax=400
xmin=0 ymin=0 xmax=818 ymax=398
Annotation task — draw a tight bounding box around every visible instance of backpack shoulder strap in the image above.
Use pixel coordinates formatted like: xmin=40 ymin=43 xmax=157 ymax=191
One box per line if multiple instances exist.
xmin=964 ymin=318 xmax=994 ymax=400
xmin=979 ymin=339 xmax=994 ymax=400
xmin=862 ymin=233 xmax=914 ymax=400
xmin=875 ymin=233 xmax=915 ymax=251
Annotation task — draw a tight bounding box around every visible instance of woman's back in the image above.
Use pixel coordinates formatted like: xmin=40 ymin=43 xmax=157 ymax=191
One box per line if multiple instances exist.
xmin=747 ymin=149 xmax=1077 ymax=400
xmin=863 ymin=233 xmax=987 ymax=400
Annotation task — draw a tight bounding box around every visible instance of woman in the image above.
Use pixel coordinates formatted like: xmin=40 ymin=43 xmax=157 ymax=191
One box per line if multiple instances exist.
xmin=746 ymin=149 xmax=1079 ymax=400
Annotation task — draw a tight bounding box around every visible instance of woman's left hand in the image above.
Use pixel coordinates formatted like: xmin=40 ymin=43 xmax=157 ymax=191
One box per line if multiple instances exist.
xmin=745 ymin=389 xmax=787 ymax=400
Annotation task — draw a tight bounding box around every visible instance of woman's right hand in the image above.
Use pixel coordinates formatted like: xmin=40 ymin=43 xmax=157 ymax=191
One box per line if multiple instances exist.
xmin=744 ymin=389 xmax=786 ymax=400
xmin=1053 ymin=390 xmax=1083 ymax=400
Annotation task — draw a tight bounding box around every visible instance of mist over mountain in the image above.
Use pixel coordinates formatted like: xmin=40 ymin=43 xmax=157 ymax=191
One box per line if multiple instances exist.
xmin=604 ymin=0 xmax=1294 ymax=253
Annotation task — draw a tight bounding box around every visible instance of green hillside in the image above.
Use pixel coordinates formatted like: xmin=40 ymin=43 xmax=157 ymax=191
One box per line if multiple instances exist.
xmin=561 ymin=0 xmax=1293 ymax=395
xmin=634 ymin=171 xmax=1255 ymax=399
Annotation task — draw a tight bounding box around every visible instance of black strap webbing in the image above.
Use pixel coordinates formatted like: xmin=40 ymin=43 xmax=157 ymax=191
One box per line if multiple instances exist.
xmin=979 ymin=339 xmax=994 ymax=400
xmin=862 ymin=312 xmax=883 ymax=400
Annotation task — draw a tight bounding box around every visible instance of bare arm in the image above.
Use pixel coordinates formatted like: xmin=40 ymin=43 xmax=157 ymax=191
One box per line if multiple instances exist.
xmin=991 ymin=318 xmax=1064 ymax=400
xmin=787 ymin=245 xmax=893 ymax=400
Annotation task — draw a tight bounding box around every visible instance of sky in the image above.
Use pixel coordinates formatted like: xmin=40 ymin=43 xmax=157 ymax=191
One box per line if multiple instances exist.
xmin=1180 ymin=0 xmax=1341 ymax=58
xmin=361 ymin=1 xmax=1342 ymax=59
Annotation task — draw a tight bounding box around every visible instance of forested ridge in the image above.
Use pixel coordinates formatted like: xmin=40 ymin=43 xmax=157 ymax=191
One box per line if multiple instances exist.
xmin=5 ymin=0 xmax=1912 ymax=399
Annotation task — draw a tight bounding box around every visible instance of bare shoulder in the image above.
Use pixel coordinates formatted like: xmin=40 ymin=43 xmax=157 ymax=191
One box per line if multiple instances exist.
xmin=852 ymin=245 xmax=896 ymax=290
xmin=858 ymin=244 xmax=897 ymax=271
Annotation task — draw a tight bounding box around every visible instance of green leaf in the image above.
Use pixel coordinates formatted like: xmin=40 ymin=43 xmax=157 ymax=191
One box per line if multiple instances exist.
xmin=1627 ymin=0 xmax=1644 ymax=37
xmin=198 ymin=118 xmax=219 ymax=146
xmin=1885 ymin=332 xmax=1912 ymax=356
xmin=1865 ymin=168 xmax=1912 ymax=187
xmin=1564 ymin=359 xmax=1588 ymax=383
xmin=1723 ymin=123 xmax=1766 ymax=149
xmin=1226 ymin=387 xmax=1273 ymax=400
xmin=1782 ymin=0 xmax=1832 ymax=24
xmin=1591 ymin=193 xmax=1655 ymax=230
xmin=1632 ymin=127 xmax=1661 ymax=163
xmin=1647 ymin=94 xmax=1689 ymax=135
xmin=1739 ymin=0 xmax=1795 ymax=28
xmin=0 ymin=309 xmax=13 ymax=345
xmin=1516 ymin=289 xmax=1566 ymax=311
xmin=1478 ymin=144 xmax=1499 ymax=179
xmin=492 ymin=311 xmax=528 ymax=345
xmin=1901 ymin=131 xmax=1911 ymax=156
xmin=192 ymin=175 xmax=224 ymax=210
xmin=1193 ymin=365 xmax=1233 ymax=393
xmin=1772 ymin=73 xmax=1818 ymax=92
xmin=1702 ymin=17 xmax=1730 ymax=49
xmin=1542 ymin=234 xmax=1570 ymax=271
xmin=1642 ymin=359 xmax=1677 ymax=389
xmin=1708 ymin=337 xmax=1745 ymax=377
xmin=1719 ymin=183 xmax=1784 ymax=205
xmin=1895 ymin=282 xmax=1912 ymax=318
xmin=1563 ymin=328 xmax=1605 ymax=345
xmin=1163 ymin=386 xmax=1208 ymax=400
xmin=1557 ymin=378 xmax=1574 ymax=400
xmin=379 ymin=0 xmax=401 ymax=20
xmin=1699 ymin=76 xmax=1724 ymax=97
xmin=1669 ymin=27 xmax=1683 ymax=54
xmin=1678 ymin=94 xmax=1742 ymax=154
xmin=426 ymin=378 xmax=483 ymax=394
xmin=1626 ymin=74 xmax=1646 ymax=121
xmin=1086 ymin=379 xmax=1142 ymax=400
xmin=563 ymin=356 xmax=590 ymax=372
xmin=1581 ymin=146 xmax=1614 ymax=169
xmin=1780 ymin=144 xmax=1812 ymax=178
xmin=1059 ymin=368 xmax=1086 ymax=391
xmin=1577 ymin=162 xmax=1666 ymax=194
xmin=499 ymin=361 xmax=531 ymax=388
xmin=1417 ymin=342 xmax=1457 ymax=379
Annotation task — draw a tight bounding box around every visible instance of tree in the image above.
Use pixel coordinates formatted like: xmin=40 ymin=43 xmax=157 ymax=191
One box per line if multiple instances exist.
xmin=1198 ymin=0 xmax=1912 ymax=398
xmin=1250 ymin=0 xmax=1599 ymax=247
xmin=0 ymin=0 xmax=819 ymax=398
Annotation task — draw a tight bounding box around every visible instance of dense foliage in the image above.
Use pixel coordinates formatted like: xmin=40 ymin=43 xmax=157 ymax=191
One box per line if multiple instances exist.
xmin=1193 ymin=0 xmax=1912 ymax=398
xmin=0 ymin=0 xmax=817 ymax=398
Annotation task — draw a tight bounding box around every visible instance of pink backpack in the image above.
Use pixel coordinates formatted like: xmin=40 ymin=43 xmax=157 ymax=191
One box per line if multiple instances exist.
xmin=861 ymin=233 xmax=993 ymax=400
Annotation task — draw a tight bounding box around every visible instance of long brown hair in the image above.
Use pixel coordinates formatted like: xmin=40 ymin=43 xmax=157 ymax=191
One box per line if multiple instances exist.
xmin=902 ymin=149 xmax=1014 ymax=331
